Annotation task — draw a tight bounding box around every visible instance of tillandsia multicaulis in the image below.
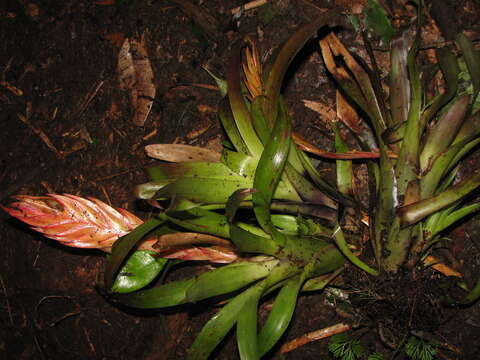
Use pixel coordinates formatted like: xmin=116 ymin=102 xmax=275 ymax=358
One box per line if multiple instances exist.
xmin=2 ymin=194 xmax=239 ymax=263
xmin=3 ymin=2 xmax=480 ymax=359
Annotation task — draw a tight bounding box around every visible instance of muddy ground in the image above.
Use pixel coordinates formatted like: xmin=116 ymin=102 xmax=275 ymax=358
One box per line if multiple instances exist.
xmin=1 ymin=0 xmax=480 ymax=359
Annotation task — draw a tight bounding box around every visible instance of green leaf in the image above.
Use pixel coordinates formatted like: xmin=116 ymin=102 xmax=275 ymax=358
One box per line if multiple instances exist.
xmin=188 ymin=281 xmax=265 ymax=360
xmin=203 ymin=66 xmax=227 ymax=97
xmin=218 ymin=98 xmax=250 ymax=154
xmin=230 ymin=223 xmax=280 ymax=255
xmin=364 ymin=0 xmax=394 ymax=44
xmin=221 ymin=150 xmax=258 ymax=178
xmin=459 ymin=278 xmax=480 ymax=305
xmin=111 ymin=251 xmax=168 ymax=293
xmin=237 ymin=288 xmax=262 ymax=360
xmin=420 ymin=95 xmax=470 ymax=171
xmin=284 ymin=162 xmax=337 ymax=209
xmin=146 ymin=161 xmax=242 ymax=182
xmin=226 ymin=188 xmax=257 ymax=222
xmin=185 ymin=260 xmax=278 ymax=302
xmin=332 ymin=223 xmax=378 ymax=276
xmin=348 ymin=14 xmax=361 ymax=32
xmin=297 ymin=150 xmax=355 ymax=208
xmin=114 ymin=259 xmax=278 ymax=309
xmin=421 ymin=47 xmax=459 ymax=129
xmin=456 ymin=33 xmax=480 ymax=100
xmin=399 ymin=171 xmax=480 ymax=227
xmin=421 ymin=137 xmax=480 ymax=198
xmin=302 ymin=268 xmax=344 ymax=292
xmin=105 ymin=218 xmax=164 ymax=291
xmin=334 ymin=126 xmax=354 ymax=198
xmin=258 ymin=275 xmax=303 ymax=356
xmin=139 ymin=177 xmax=297 ymax=204
xmin=382 ymin=3 xmax=423 ymax=270
xmin=252 ymin=97 xmax=291 ymax=238
xmin=270 ymin=214 xmax=300 ymax=233
xmin=389 ymin=31 xmax=410 ymax=126
xmin=431 ymin=203 xmax=480 ymax=238
xmin=226 ymin=40 xmax=264 ymax=158
xmin=165 ymin=207 xmax=231 ymax=238
xmin=264 ymin=8 xmax=341 ymax=124
xmin=113 ymin=278 xmax=196 ymax=308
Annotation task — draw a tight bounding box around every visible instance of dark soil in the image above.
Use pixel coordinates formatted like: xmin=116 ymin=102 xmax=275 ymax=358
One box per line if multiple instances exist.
xmin=1 ymin=0 xmax=480 ymax=359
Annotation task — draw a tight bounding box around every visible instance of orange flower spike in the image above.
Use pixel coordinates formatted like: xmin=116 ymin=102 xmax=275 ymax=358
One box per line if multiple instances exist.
xmin=3 ymin=194 xmax=240 ymax=264
xmin=2 ymin=194 xmax=142 ymax=251
xmin=242 ymin=40 xmax=263 ymax=99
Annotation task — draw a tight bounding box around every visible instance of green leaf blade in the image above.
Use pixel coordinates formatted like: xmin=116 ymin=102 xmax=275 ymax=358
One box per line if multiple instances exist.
xmin=111 ymin=251 xmax=168 ymax=293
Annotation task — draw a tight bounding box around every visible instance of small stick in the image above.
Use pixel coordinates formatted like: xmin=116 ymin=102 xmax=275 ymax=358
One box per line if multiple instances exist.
xmin=70 ymin=80 xmax=105 ymax=121
xmin=83 ymin=327 xmax=97 ymax=356
xmin=100 ymin=186 xmax=112 ymax=207
xmin=49 ymin=311 xmax=81 ymax=327
xmin=169 ymin=83 xmax=219 ymax=92
xmin=279 ymin=322 xmax=351 ymax=354
xmin=0 ymin=274 xmax=13 ymax=325
xmin=231 ymin=0 xmax=268 ymax=16
xmin=93 ymin=168 xmax=137 ymax=182
xmin=18 ymin=114 xmax=63 ymax=159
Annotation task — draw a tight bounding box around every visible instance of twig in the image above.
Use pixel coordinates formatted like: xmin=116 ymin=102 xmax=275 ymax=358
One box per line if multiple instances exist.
xmin=83 ymin=327 xmax=97 ymax=356
xmin=69 ymin=80 xmax=105 ymax=121
xmin=231 ymin=0 xmax=268 ymax=16
xmin=169 ymin=83 xmax=219 ymax=92
xmin=32 ymin=240 xmax=42 ymax=267
xmin=0 ymin=273 xmax=13 ymax=325
xmin=143 ymin=128 xmax=158 ymax=141
xmin=49 ymin=311 xmax=81 ymax=327
xmin=100 ymin=186 xmax=112 ymax=207
xmin=279 ymin=322 xmax=351 ymax=354
xmin=18 ymin=114 xmax=63 ymax=159
xmin=34 ymin=295 xmax=74 ymax=329
xmin=93 ymin=168 xmax=138 ymax=182
xmin=33 ymin=334 xmax=47 ymax=360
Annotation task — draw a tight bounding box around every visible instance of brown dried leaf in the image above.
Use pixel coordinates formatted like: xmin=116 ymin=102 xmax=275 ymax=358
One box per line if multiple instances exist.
xmin=336 ymin=90 xmax=361 ymax=133
xmin=145 ymin=144 xmax=221 ymax=162
xmin=117 ymin=35 xmax=156 ymax=126
xmin=302 ymin=99 xmax=336 ymax=125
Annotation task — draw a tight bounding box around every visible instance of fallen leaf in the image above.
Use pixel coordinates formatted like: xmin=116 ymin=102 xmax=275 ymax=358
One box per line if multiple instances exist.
xmin=302 ymin=99 xmax=336 ymax=125
xmin=117 ymin=34 xmax=156 ymax=126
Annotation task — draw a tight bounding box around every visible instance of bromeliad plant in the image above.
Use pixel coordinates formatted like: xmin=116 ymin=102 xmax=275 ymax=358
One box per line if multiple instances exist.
xmin=4 ymin=3 xmax=480 ymax=359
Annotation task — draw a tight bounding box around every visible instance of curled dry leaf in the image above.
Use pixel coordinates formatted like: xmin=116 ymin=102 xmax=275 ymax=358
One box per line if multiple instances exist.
xmin=118 ymin=34 xmax=156 ymax=126
xmin=145 ymin=144 xmax=222 ymax=163
xmin=302 ymin=99 xmax=336 ymax=125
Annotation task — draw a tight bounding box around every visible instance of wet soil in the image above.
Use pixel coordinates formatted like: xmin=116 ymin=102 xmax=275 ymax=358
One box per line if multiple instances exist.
xmin=1 ymin=0 xmax=480 ymax=359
